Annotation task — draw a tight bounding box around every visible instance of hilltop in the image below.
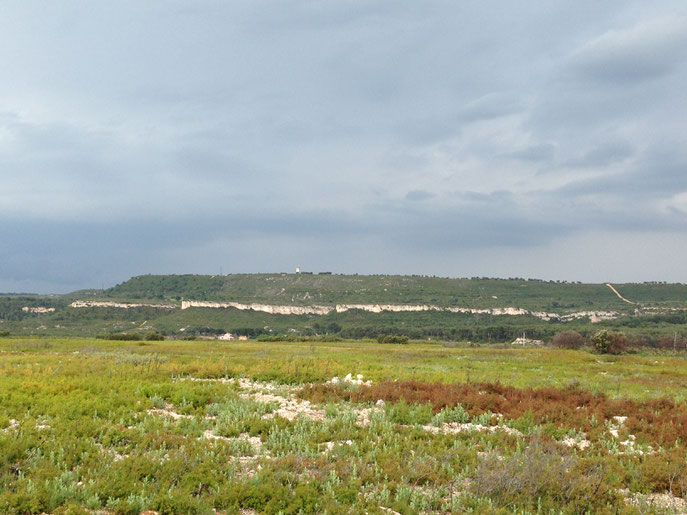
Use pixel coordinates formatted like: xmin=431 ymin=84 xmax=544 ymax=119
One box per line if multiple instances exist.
xmin=99 ymin=273 xmax=686 ymax=312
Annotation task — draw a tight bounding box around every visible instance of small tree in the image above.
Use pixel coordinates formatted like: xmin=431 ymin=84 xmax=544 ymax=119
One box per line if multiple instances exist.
xmin=377 ymin=334 xmax=409 ymax=344
xmin=326 ymin=322 xmax=342 ymax=334
xmin=552 ymin=330 xmax=584 ymax=349
xmin=591 ymin=330 xmax=627 ymax=355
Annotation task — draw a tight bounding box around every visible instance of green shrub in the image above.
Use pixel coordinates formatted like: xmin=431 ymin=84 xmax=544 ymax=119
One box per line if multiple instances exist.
xmin=472 ymin=441 xmax=621 ymax=511
xmin=155 ymin=492 xmax=209 ymax=514
xmin=0 ymin=490 xmax=45 ymax=514
xmin=432 ymin=404 xmax=470 ymax=426
xmin=95 ymin=333 xmax=142 ymax=341
xmin=144 ymin=331 xmax=165 ymax=341
xmin=385 ymin=400 xmax=433 ymax=425
xmin=377 ymin=334 xmax=409 ymax=344
xmin=53 ymin=502 xmax=90 ymax=515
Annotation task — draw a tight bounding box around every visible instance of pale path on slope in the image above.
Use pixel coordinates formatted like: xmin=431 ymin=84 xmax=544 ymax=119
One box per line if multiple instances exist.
xmin=605 ymin=283 xmax=637 ymax=305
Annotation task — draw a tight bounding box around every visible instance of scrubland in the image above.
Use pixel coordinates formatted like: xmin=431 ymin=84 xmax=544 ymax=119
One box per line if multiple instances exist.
xmin=2 ymin=337 xmax=687 ymax=514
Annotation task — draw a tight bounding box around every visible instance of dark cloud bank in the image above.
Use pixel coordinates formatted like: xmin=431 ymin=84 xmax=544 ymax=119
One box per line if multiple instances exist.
xmin=1 ymin=1 xmax=687 ymax=292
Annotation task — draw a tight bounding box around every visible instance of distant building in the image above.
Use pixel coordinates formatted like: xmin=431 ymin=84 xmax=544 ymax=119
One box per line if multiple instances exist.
xmin=296 ymin=267 xmax=300 ymax=274
xmin=238 ymin=335 xmax=248 ymax=341
xmin=218 ymin=333 xmax=235 ymax=341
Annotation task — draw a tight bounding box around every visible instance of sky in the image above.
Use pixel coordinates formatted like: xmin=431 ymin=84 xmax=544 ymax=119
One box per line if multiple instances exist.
xmin=1 ymin=1 xmax=687 ymax=293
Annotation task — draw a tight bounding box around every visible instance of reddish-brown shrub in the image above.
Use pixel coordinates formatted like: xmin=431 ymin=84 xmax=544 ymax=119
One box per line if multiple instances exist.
xmin=551 ymin=330 xmax=584 ymax=349
xmin=299 ymin=380 xmax=687 ymax=447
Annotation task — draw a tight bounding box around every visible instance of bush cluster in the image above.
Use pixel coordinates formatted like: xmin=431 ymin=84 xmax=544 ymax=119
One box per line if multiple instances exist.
xmin=94 ymin=331 xmax=165 ymax=341
xmin=591 ymin=330 xmax=627 ymax=355
xmin=551 ymin=330 xmax=584 ymax=349
xmin=95 ymin=332 xmax=143 ymax=341
xmin=376 ymin=334 xmax=409 ymax=344
xmin=472 ymin=440 xmax=620 ymax=511
xmin=256 ymin=335 xmax=342 ymax=342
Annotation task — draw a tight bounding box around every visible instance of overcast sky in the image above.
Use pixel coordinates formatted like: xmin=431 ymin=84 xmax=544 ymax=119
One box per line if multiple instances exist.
xmin=2 ymin=1 xmax=687 ymax=293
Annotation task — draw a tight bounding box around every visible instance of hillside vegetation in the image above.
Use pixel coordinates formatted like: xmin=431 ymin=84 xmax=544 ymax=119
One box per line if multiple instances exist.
xmin=103 ymin=274 xmax=686 ymax=311
xmin=2 ymin=274 xmax=687 ymax=342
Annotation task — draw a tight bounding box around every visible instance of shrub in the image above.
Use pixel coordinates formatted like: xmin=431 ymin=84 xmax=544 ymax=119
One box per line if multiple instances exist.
xmin=472 ymin=441 xmax=620 ymax=511
xmin=326 ymin=322 xmax=342 ymax=334
xmin=551 ymin=330 xmax=584 ymax=349
xmin=0 ymin=330 xmax=10 ymax=337
xmin=377 ymin=334 xmax=409 ymax=344
xmin=53 ymin=503 xmax=90 ymax=515
xmin=299 ymin=379 xmax=687 ymax=448
xmin=144 ymin=331 xmax=165 ymax=341
xmin=95 ymin=333 xmax=142 ymax=341
xmin=591 ymin=330 xmax=627 ymax=354
xmin=385 ymin=400 xmax=433 ymax=425
xmin=637 ymin=449 xmax=687 ymax=496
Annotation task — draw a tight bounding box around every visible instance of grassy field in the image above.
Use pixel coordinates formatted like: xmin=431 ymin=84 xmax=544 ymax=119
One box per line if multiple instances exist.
xmin=2 ymin=337 xmax=687 ymax=513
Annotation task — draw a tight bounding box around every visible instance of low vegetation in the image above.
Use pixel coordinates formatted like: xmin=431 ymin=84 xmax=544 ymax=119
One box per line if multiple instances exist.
xmin=2 ymin=337 xmax=687 ymax=513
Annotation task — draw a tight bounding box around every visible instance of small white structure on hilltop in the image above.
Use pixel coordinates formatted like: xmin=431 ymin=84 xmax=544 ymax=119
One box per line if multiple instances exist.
xmin=296 ymin=267 xmax=300 ymax=274
xmin=218 ymin=333 xmax=235 ymax=341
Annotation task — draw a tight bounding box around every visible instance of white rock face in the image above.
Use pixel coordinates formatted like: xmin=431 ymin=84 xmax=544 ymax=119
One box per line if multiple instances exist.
xmin=22 ymin=306 xmax=55 ymax=313
xmin=70 ymin=298 xmax=619 ymax=322
xmin=335 ymin=303 xmax=437 ymax=313
xmin=511 ymin=337 xmax=544 ymax=346
xmin=70 ymin=301 xmax=175 ymax=309
xmin=181 ymin=300 xmax=333 ymax=315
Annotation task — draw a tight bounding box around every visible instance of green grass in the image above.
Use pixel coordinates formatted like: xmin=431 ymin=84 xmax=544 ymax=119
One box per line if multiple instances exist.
xmin=2 ymin=337 xmax=687 ymax=513
xmin=3 ymin=337 xmax=687 ymax=400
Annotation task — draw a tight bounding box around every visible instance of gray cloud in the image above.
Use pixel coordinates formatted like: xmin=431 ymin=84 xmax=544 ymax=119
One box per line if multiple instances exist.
xmin=1 ymin=1 xmax=687 ymax=292
xmin=569 ymin=17 xmax=687 ymax=84
xmin=505 ymin=143 xmax=556 ymax=163
xmin=405 ymin=190 xmax=436 ymax=202
xmin=563 ymin=140 xmax=635 ymax=168
xmin=557 ymin=143 xmax=687 ymax=200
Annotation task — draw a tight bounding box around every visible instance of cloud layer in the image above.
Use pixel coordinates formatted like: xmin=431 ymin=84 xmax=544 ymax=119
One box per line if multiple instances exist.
xmin=1 ymin=1 xmax=687 ymax=292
